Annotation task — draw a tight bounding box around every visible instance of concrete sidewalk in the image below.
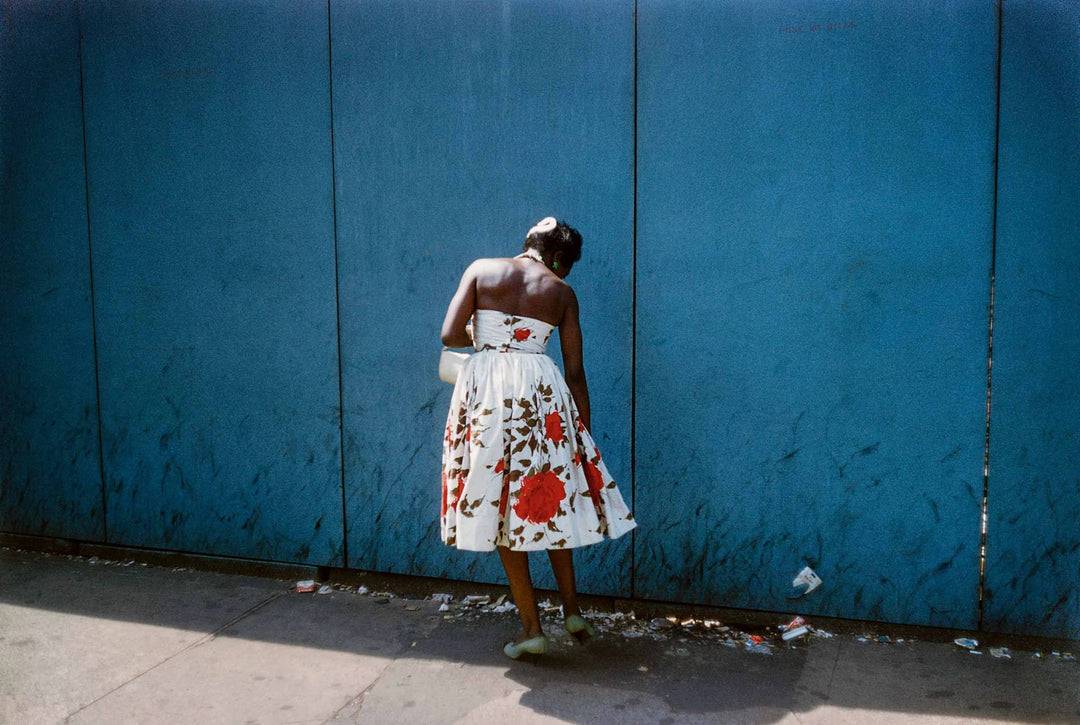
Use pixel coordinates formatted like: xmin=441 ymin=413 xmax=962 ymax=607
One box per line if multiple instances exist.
xmin=0 ymin=546 xmax=1076 ymax=725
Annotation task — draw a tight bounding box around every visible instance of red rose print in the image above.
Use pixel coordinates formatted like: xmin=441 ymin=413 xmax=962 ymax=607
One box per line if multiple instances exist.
xmin=513 ymin=470 xmax=566 ymax=524
xmin=441 ymin=472 xmax=448 ymax=516
xmin=544 ymin=411 xmax=565 ymax=443
xmin=494 ymin=458 xmax=505 ymax=473
xmin=514 ymin=328 xmax=531 ymax=341
xmin=583 ymin=460 xmax=604 ymax=506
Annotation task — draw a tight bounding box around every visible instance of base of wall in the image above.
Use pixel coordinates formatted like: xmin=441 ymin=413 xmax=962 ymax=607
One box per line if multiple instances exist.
xmin=3 ymin=531 xmax=1075 ymax=651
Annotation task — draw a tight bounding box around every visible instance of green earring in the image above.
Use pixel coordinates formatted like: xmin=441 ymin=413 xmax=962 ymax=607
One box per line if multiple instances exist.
xmin=552 ymin=261 xmax=559 ymax=270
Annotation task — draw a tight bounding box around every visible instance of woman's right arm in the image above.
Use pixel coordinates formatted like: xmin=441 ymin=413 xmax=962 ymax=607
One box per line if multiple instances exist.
xmin=441 ymin=262 xmax=479 ymax=348
xmin=559 ymin=289 xmax=591 ymax=432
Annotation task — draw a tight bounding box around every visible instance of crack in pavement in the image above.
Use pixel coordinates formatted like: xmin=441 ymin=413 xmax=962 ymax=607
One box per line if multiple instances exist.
xmin=63 ymin=590 xmax=285 ymax=723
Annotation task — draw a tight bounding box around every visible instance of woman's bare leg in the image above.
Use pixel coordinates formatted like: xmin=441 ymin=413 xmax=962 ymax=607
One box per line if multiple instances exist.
xmin=497 ymin=546 xmax=543 ymax=641
xmin=546 ymin=548 xmax=581 ymax=618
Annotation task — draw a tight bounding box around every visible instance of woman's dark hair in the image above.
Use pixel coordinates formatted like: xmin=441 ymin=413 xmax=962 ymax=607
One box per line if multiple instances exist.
xmin=523 ymin=219 xmax=583 ymax=265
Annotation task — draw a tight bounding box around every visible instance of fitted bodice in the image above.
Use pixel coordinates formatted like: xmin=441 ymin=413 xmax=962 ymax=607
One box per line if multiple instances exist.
xmin=472 ymin=309 xmax=555 ymax=354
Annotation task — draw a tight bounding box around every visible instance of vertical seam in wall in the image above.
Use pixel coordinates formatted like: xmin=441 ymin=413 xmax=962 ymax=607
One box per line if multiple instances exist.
xmin=979 ymin=0 xmax=1004 ymax=633
xmin=630 ymin=0 xmax=639 ymax=600
xmin=327 ymin=0 xmax=349 ymax=567
xmin=77 ymin=1 xmax=108 ymax=544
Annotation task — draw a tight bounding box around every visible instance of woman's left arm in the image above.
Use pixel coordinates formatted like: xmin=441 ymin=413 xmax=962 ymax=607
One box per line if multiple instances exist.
xmin=441 ymin=261 xmax=479 ymax=347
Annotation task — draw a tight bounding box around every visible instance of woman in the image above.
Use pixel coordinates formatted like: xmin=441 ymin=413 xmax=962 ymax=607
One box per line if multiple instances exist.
xmin=440 ymin=216 xmax=636 ymax=660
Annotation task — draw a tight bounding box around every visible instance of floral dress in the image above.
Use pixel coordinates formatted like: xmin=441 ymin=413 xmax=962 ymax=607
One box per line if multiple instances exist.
xmin=441 ymin=309 xmax=637 ymax=551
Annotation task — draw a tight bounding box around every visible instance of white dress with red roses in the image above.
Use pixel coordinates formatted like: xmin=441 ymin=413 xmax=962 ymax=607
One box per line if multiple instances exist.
xmin=441 ymin=309 xmax=637 ymax=551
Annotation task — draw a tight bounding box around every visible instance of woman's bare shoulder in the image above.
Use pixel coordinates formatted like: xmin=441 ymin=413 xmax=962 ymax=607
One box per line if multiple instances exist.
xmin=458 ymin=257 xmax=515 ymax=283
xmin=467 ymin=257 xmax=518 ymax=273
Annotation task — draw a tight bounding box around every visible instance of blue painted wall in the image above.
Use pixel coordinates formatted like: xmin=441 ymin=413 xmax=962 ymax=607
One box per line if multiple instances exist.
xmin=1 ymin=0 xmax=1077 ymax=638
xmin=984 ymin=0 xmax=1080 ymax=639
xmin=634 ymin=0 xmax=997 ymax=630
xmin=329 ymin=0 xmax=635 ymax=594
xmin=0 ymin=0 xmax=103 ymax=541
xmin=80 ymin=0 xmax=344 ymax=563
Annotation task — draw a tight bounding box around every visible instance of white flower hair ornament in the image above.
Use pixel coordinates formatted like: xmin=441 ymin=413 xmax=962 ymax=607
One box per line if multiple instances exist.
xmin=528 ymin=217 xmax=557 ymax=236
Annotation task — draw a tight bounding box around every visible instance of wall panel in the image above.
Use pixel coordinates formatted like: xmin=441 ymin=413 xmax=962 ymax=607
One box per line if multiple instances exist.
xmin=634 ymin=0 xmax=997 ymax=626
xmin=984 ymin=0 xmax=1080 ymax=640
xmin=331 ymin=0 xmax=635 ymax=594
xmin=0 ymin=0 xmax=103 ymax=540
xmin=81 ymin=0 xmax=343 ymax=564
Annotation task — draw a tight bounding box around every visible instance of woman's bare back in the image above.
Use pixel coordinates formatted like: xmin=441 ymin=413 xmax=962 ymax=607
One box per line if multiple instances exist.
xmin=471 ymin=257 xmax=571 ymax=326
xmin=441 ymin=247 xmax=589 ymax=429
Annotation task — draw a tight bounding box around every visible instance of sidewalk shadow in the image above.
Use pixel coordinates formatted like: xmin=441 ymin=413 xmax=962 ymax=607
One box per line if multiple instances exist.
xmin=2 ymin=548 xmax=1077 ymax=724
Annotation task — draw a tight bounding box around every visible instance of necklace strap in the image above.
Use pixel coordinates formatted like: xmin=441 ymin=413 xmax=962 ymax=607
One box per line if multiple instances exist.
xmin=516 ymin=251 xmax=546 ymax=265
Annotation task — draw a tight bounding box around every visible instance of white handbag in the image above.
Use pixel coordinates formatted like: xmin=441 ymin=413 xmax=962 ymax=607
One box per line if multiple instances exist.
xmin=439 ymin=348 xmax=470 ymax=384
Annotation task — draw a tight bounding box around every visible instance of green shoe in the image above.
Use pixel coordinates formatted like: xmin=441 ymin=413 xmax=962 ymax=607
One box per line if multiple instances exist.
xmin=564 ymin=614 xmax=595 ymax=643
xmin=503 ymin=635 xmax=548 ymax=660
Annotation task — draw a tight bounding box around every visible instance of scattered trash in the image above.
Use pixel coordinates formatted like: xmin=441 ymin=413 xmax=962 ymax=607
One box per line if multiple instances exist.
xmin=744 ymin=635 xmax=774 ymax=655
xmin=62 ymin=547 xmax=1078 ymax=666
xmin=789 ymin=566 xmax=823 ymax=599
xmin=780 ymin=616 xmax=809 ymax=642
